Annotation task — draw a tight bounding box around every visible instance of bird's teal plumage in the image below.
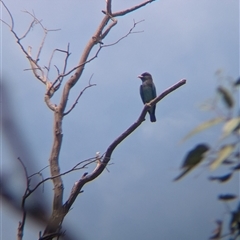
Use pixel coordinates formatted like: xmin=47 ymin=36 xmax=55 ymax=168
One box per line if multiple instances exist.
xmin=138 ymin=72 xmax=157 ymax=122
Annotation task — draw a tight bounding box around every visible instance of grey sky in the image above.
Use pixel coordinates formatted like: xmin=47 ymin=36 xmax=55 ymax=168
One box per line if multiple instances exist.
xmin=1 ymin=1 xmax=239 ymax=239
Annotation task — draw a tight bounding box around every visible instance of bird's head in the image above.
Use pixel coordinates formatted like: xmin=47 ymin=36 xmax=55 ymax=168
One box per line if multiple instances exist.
xmin=138 ymin=72 xmax=152 ymax=82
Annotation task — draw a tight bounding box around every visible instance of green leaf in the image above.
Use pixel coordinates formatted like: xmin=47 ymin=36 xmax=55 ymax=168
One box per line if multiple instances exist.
xmin=230 ymin=208 xmax=240 ymax=233
xmin=232 ymin=163 xmax=240 ymax=171
xmin=218 ymin=194 xmax=237 ymax=201
xmin=210 ymin=144 xmax=236 ymax=170
xmin=217 ymin=86 xmax=234 ymax=108
xmin=222 ymin=159 xmax=235 ymax=165
xmin=209 ymin=220 xmax=222 ymax=239
xmin=181 ymin=118 xmax=223 ymax=142
xmin=222 ymin=117 xmax=240 ymax=138
xmin=234 ymin=77 xmax=240 ymax=86
xmin=209 ymin=173 xmax=232 ymax=183
xmin=174 ymin=144 xmax=209 ymax=181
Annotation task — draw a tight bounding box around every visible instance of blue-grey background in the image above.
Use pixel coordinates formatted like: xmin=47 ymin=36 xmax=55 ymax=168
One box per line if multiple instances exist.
xmin=1 ymin=1 xmax=239 ymax=239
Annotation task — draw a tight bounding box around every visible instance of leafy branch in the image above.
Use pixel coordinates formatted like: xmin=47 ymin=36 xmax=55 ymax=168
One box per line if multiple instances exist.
xmin=174 ymin=72 xmax=240 ymax=239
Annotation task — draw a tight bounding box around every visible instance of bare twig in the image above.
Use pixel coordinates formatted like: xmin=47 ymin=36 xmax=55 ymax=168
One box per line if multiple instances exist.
xmin=22 ymin=10 xmax=61 ymax=32
xmin=61 ymin=43 xmax=71 ymax=81
xmin=1 ymin=4 xmax=60 ymax=88
xmin=47 ymin=44 xmax=71 ymax=89
xmin=56 ymin=46 xmax=103 ymax=79
xmin=27 ymin=46 xmax=46 ymax=83
xmin=22 ymin=11 xmax=60 ymax=64
xmin=19 ymin=19 xmax=36 ymax=40
xmin=17 ymin=157 xmax=30 ymax=240
xmin=28 ymin=165 xmax=49 ymax=178
xmin=103 ymin=19 xmax=144 ymax=47
xmin=54 ymin=19 xmax=143 ymax=82
xmin=24 ymin=156 xmax=100 ymax=198
xmin=64 ymin=74 xmax=96 ymax=115
xmin=112 ymin=0 xmax=157 ymax=17
xmin=14 ymin=154 xmax=105 ymax=206
xmin=0 ymin=0 xmax=14 ymax=29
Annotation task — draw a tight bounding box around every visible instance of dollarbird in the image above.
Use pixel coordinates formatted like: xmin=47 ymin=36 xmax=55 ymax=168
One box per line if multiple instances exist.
xmin=138 ymin=72 xmax=157 ymax=122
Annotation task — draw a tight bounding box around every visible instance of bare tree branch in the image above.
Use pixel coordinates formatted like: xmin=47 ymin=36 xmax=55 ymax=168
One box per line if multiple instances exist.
xmin=112 ymin=0 xmax=157 ymax=17
xmin=106 ymin=0 xmax=112 ymax=15
xmin=64 ymin=74 xmax=96 ymax=115
xmin=103 ymin=19 xmax=144 ymax=47
xmin=43 ymin=0 xmax=163 ymax=230
xmin=55 ymin=19 xmax=143 ymax=84
xmin=44 ymin=90 xmax=56 ymax=111
xmin=100 ymin=13 xmax=117 ymax=39
xmin=19 ymin=19 xmax=36 ymax=40
xmin=17 ymin=157 xmax=29 ymax=240
xmin=23 ymin=156 xmax=99 ymax=198
xmin=22 ymin=11 xmax=60 ymax=62
xmin=1 ymin=1 xmax=176 ymax=239
xmin=89 ymin=79 xmax=187 ymax=180
xmin=1 ymin=4 xmax=60 ymax=90
xmin=27 ymin=46 xmax=46 ymax=83
xmin=0 ymin=0 xmax=14 ymax=28
xmin=62 ymin=78 xmax=187 ymax=214
xmin=57 ymin=3 xmax=153 ymax=115
xmin=47 ymin=44 xmax=71 ymax=85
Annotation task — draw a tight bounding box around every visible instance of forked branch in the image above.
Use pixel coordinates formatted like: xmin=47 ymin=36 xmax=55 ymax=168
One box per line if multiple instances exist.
xmin=64 ymin=74 xmax=96 ymax=115
xmin=1 ymin=1 xmax=175 ymax=239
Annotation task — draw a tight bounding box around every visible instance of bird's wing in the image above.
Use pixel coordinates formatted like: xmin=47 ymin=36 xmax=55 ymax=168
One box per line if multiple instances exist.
xmin=140 ymin=85 xmax=145 ymax=103
xmin=152 ymin=83 xmax=157 ymax=99
xmin=141 ymin=84 xmax=155 ymax=103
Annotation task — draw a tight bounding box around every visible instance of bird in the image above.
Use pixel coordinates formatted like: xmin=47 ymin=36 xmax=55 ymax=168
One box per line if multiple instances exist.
xmin=138 ymin=72 xmax=157 ymax=122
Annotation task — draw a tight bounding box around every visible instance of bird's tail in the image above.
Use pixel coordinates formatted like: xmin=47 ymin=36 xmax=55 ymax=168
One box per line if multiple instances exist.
xmin=150 ymin=113 xmax=156 ymax=122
